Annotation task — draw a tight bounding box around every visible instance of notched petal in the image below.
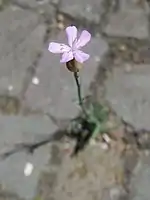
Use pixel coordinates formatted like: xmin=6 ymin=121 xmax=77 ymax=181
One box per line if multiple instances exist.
xmin=74 ymin=50 xmax=90 ymax=63
xmin=60 ymin=51 xmax=74 ymax=63
xmin=75 ymin=30 xmax=91 ymax=49
xmin=66 ymin=26 xmax=77 ymax=47
xmin=48 ymin=42 xmax=70 ymax=53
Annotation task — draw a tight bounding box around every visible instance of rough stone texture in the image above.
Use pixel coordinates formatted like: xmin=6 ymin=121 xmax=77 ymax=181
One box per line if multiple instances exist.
xmin=119 ymin=0 xmax=149 ymax=12
xmin=0 ymin=114 xmax=57 ymax=148
xmin=59 ymin=0 xmax=104 ymax=23
xmin=25 ymin=31 xmax=108 ymax=119
xmin=104 ymin=64 xmax=150 ymax=131
xmin=38 ymin=143 xmax=125 ymax=200
xmin=129 ymin=153 xmax=150 ymax=200
xmin=0 ymin=148 xmax=50 ymax=199
xmin=0 ymin=0 xmax=150 ymax=199
xmin=0 ymin=6 xmax=46 ymax=96
xmin=104 ymin=11 xmax=149 ymax=39
xmin=104 ymin=0 xmax=149 ymax=39
xmin=0 ymin=114 xmax=57 ymax=199
xmin=12 ymin=0 xmax=49 ymax=8
xmin=12 ymin=0 xmax=56 ymax=17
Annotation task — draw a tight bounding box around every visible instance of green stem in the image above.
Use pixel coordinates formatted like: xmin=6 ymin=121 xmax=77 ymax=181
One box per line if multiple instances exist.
xmin=73 ymin=72 xmax=88 ymax=118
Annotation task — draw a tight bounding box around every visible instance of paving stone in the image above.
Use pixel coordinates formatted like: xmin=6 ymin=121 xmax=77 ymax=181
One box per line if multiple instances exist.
xmin=12 ymin=0 xmax=56 ymax=17
xmin=129 ymin=153 xmax=150 ymax=200
xmin=0 ymin=113 xmax=57 ymax=199
xmin=0 ymin=148 xmax=50 ymax=199
xmin=104 ymin=0 xmax=149 ymax=39
xmin=104 ymin=64 xmax=150 ymax=131
xmin=104 ymin=10 xmax=149 ymax=39
xmin=59 ymin=0 xmax=104 ymax=23
xmin=25 ymin=31 xmax=109 ymax=119
xmin=0 ymin=6 xmax=46 ymax=96
xmin=119 ymin=0 xmax=149 ymax=12
xmin=0 ymin=114 xmax=57 ymax=148
xmin=12 ymin=0 xmax=49 ymax=8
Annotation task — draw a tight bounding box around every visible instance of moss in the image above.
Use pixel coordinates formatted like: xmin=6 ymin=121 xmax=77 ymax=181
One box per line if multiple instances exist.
xmin=0 ymin=95 xmax=21 ymax=114
xmin=0 ymin=0 xmax=11 ymax=11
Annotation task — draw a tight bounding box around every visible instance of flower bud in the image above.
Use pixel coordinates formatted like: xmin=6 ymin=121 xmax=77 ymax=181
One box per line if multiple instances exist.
xmin=66 ymin=59 xmax=82 ymax=72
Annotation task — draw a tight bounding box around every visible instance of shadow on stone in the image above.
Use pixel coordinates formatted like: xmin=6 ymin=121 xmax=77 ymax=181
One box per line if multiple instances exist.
xmin=0 ymin=113 xmax=98 ymax=160
xmin=66 ymin=117 xmax=96 ymax=156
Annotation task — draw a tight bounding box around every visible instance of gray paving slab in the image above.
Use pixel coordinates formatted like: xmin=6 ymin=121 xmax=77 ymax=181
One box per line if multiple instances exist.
xmin=59 ymin=0 xmax=104 ymax=23
xmin=0 ymin=6 xmax=46 ymax=96
xmin=0 ymin=113 xmax=58 ymax=199
xmin=129 ymin=153 xmax=150 ymax=200
xmin=12 ymin=0 xmax=49 ymax=8
xmin=0 ymin=148 xmax=50 ymax=200
xmin=104 ymin=10 xmax=149 ymax=39
xmin=119 ymin=0 xmax=149 ymax=12
xmin=104 ymin=0 xmax=149 ymax=39
xmin=104 ymin=64 xmax=150 ymax=131
xmin=0 ymin=114 xmax=57 ymax=148
xmin=25 ymin=31 xmax=109 ymax=119
xmin=12 ymin=0 xmax=56 ymax=17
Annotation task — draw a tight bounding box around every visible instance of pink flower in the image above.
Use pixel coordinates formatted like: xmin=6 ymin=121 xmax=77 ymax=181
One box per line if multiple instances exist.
xmin=48 ymin=26 xmax=91 ymax=63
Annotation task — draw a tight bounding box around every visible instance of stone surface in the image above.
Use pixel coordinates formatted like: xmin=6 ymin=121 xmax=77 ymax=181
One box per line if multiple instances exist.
xmin=104 ymin=10 xmax=149 ymax=39
xmin=0 ymin=148 xmax=50 ymax=199
xmin=12 ymin=0 xmax=49 ymax=8
xmin=129 ymin=153 xmax=150 ymax=200
xmin=25 ymin=31 xmax=108 ymax=119
xmin=38 ymin=143 xmax=124 ymax=200
xmin=104 ymin=64 xmax=150 ymax=130
xmin=59 ymin=0 xmax=104 ymax=23
xmin=0 ymin=0 xmax=150 ymax=199
xmin=0 ymin=113 xmax=57 ymax=199
xmin=0 ymin=6 xmax=46 ymax=96
xmin=104 ymin=0 xmax=149 ymax=39
xmin=119 ymin=0 xmax=149 ymax=12
xmin=12 ymin=0 xmax=56 ymax=17
xmin=0 ymin=114 xmax=57 ymax=147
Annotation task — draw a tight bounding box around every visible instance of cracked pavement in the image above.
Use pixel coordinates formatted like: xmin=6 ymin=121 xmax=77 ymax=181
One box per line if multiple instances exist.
xmin=0 ymin=0 xmax=150 ymax=200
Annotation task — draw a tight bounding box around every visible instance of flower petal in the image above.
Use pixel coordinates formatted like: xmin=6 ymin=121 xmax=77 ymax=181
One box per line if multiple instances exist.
xmin=48 ymin=42 xmax=70 ymax=53
xmin=74 ymin=50 xmax=90 ymax=63
xmin=66 ymin=26 xmax=77 ymax=47
xmin=75 ymin=30 xmax=91 ymax=49
xmin=60 ymin=51 xmax=73 ymax=63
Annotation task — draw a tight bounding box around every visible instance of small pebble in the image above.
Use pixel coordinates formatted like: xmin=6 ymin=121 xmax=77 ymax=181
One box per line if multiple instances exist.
xmin=100 ymin=142 xmax=109 ymax=150
xmin=24 ymin=162 xmax=34 ymax=176
xmin=57 ymin=14 xmax=64 ymax=22
xmin=8 ymin=85 xmax=13 ymax=91
xmin=103 ymin=134 xmax=111 ymax=143
xmin=63 ymin=142 xmax=70 ymax=150
xmin=110 ymin=187 xmax=121 ymax=200
xmin=57 ymin=22 xmax=65 ymax=30
xmin=32 ymin=77 xmax=40 ymax=85
xmin=119 ymin=45 xmax=127 ymax=51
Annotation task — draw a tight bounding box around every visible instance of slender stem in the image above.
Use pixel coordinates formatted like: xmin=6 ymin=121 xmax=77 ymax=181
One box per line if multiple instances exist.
xmin=74 ymin=72 xmax=82 ymax=106
xmin=73 ymin=72 xmax=88 ymax=118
